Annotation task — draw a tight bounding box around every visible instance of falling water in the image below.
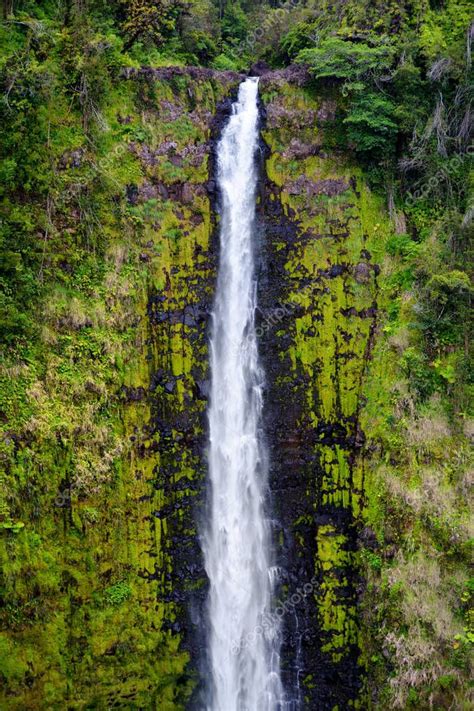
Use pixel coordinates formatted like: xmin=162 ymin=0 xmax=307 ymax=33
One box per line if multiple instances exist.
xmin=203 ymin=78 xmax=283 ymax=711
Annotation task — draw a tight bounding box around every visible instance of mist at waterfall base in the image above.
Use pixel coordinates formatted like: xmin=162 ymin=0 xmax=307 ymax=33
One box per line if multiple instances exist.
xmin=201 ymin=79 xmax=290 ymax=711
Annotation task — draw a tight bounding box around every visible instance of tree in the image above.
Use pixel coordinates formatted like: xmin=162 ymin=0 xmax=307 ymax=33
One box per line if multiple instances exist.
xmin=221 ymin=0 xmax=248 ymax=46
xmin=121 ymin=0 xmax=187 ymax=49
xmin=344 ymin=91 xmax=397 ymax=154
xmin=297 ymin=38 xmax=398 ymax=159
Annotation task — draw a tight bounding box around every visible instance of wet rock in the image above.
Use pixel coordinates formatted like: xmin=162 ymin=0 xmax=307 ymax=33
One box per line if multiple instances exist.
xmin=195 ymin=380 xmax=210 ymax=400
xmin=287 ymin=175 xmax=350 ymax=197
xmin=183 ymin=304 xmax=201 ymax=326
xmin=126 ymin=184 xmax=139 ymax=205
xmin=317 ymin=99 xmax=337 ymax=123
xmin=354 ymin=262 xmax=371 ymax=284
xmin=206 ymin=179 xmax=217 ymax=195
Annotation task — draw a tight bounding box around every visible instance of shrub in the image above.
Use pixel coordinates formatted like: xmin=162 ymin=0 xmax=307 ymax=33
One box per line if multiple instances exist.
xmin=280 ymin=19 xmax=321 ymax=60
xmin=121 ymin=0 xmax=187 ymax=50
xmin=344 ymin=90 xmax=397 ymax=154
xmin=104 ymin=581 xmax=132 ymax=606
xmin=297 ymin=38 xmax=397 ymax=159
xmin=211 ymin=52 xmax=239 ymax=71
xmin=221 ymin=1 xmax=248 ymax=46
xmin=421 ymin=270 xmax=472 ymax=346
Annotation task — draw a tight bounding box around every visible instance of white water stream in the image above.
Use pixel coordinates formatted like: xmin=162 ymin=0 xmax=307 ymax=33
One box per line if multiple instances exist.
xmin=203 ymin=78 xmax=284 ymax=711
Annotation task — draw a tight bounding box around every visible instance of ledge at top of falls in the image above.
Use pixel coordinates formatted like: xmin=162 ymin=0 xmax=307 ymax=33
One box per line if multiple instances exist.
xmin=120 ymin=63 xmax=311 ymax=87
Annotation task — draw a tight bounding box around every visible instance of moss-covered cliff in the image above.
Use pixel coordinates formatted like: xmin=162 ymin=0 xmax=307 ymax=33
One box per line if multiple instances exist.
xmin=0 ymin=67 xmax=242 ymax=710
xmin=257 ymin=68 xmax=391 ymax=709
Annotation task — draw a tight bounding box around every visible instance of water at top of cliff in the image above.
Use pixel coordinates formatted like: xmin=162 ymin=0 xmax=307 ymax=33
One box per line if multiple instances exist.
xmin=202 ymin=77 xmax=285 ymax=711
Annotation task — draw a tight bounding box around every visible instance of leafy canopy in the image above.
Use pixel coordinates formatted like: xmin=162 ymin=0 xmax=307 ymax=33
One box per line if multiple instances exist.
xmin=297 ymin=37 xmax=395 ymax=83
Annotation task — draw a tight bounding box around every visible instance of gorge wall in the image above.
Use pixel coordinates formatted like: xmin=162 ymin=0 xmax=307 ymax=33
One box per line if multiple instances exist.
xmin=257 ymin=69 xmax=390 ymax=709
xmin=1 ymin=66 xmax=471 ymax=711
xmin=0 ymin=68 xmax=241 ymax=710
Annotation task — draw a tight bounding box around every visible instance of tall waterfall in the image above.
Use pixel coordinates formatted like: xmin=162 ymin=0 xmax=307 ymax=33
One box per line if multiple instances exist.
xmin=203 ymin=78 xmax=283 ymax=711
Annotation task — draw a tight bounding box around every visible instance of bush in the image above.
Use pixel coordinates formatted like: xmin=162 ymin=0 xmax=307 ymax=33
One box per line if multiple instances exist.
xmin=280 ymin=19 xmax=321 ymax=60
xmin=182 ymin=29 xmax=218 ymax=64
xmin=221 ymin=1 xmax=248 ymax=46
xmin=344 ymin=90 xmax=397 ymax=154
xmin=104 ymin=581 xmax=132 ymax=606
xmin=421 ymin=270 xmax=472 ymax=346
xmin=211 ymin=52 xmax=239 ymax=71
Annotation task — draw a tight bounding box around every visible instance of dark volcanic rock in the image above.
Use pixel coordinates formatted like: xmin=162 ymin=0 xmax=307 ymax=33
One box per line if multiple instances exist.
xmin=287 ymin=175 xmax=350 ymax=197
xmin=121 ymin=64 xmax=244 ymax=86
xmin=259 ymin=63 xmax=311 ymax=88
xmin=317 ymin=99 xmax=338 ymax=123
xmin=282 ymin=138 xmax=323 ymax=160
xmin=249 ymin=60 xmax=272 ymax=76
xmin=353 ymin=262 xmax=372 ymax=283
xmin=257 ymin=106 xmax=365 ymax=710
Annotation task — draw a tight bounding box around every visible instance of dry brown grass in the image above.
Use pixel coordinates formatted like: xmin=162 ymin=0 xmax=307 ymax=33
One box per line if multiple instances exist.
xmin=384 ymin=551 xmax=469 ymax=709
xmin=107 ymin=242 xmax=129 ymax=270
xmin=407 ymin=414 xmax=452 ymax=447
xmin=385 ymin=630 xmax=458 ymax=709
xmin=43 ymin=291 xmax=109 ymax=331
xmin=388 ymin=327 xmax=411 ymax=354
xmin=389 ymin=553 xmax=460 ymax=642
xmin=463 ymin=417 xmax=474 ymax=441
xmin=0 ymin=361 xmax=29 ymax=379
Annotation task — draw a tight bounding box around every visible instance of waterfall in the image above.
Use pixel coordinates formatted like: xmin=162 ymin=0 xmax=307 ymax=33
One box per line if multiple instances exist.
xmin=203 ymin=78 xmax=283 ymax=711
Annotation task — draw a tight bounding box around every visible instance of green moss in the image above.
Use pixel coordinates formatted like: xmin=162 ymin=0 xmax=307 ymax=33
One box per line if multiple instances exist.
xmin=0 ymin=71 xmax=240 ymax=709
xmin=262 ymin=78 xmax=394 ymax=703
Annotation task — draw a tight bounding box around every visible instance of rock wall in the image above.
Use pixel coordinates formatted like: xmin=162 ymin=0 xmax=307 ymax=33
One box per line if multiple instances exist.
xmin=258 ymin=70 xmax=391 ymax=709
xmin=0 ymin=69 xmax=240 ymax=711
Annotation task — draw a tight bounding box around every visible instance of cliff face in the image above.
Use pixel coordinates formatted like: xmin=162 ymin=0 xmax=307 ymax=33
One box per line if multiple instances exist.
xmin=2 ymin=67 xmax=470 ymax=711
xmin=0 ymin=68 xmax=241 ymax=711
xmin=256 ymin=69 xmax=391 ymax=709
